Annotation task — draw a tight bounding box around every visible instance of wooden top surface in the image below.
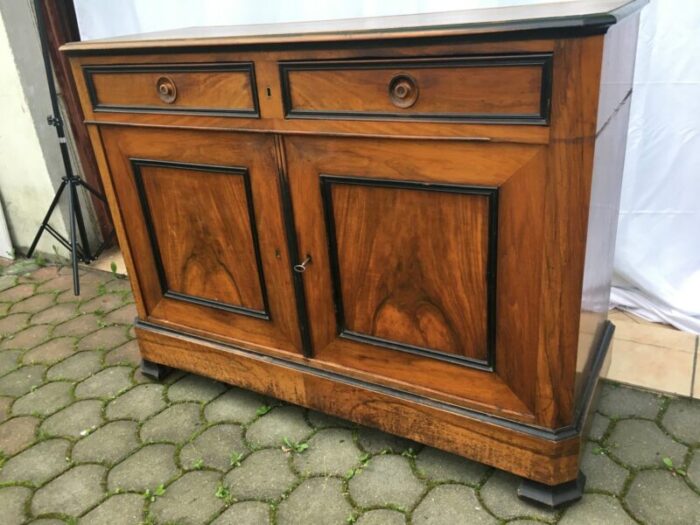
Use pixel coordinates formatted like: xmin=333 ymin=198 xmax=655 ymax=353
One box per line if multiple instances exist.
xmin=62 ymin=0 xmax=646 ymax=54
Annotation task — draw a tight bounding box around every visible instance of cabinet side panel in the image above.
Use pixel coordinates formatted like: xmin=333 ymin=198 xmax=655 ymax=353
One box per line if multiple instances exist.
xmin=576 ymin=15 xmax=640 ymax=402
xmin=537 ymin=35 xmax=604 ymax=428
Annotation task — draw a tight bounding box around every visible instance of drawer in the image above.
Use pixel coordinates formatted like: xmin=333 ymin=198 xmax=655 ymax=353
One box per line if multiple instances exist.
xmin=280 ymin=54 xmax=552 ymax=124
xmin=83 ymin=63 xmax=259 ymax=117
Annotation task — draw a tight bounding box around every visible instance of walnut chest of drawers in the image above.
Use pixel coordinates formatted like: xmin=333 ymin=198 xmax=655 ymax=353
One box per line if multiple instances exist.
xmin=64 ymin=0 xmax=646 ymax=505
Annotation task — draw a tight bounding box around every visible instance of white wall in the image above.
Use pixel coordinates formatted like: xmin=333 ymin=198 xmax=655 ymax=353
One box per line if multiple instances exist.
xmin=0 ymin=0 xmax=66 ymax=256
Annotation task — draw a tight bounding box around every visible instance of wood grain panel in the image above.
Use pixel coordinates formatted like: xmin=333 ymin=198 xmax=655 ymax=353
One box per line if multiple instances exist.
xmin=99 ymin=126 xmax=303 ymax=355
xmin=324 ymin=177 xmax=493 ymax=364
xmin=281 ymin=55 xmax=551 ymax=123
xmin=135 ymin=161 xmax=267 ymax=315
xmin=85 ymin=63 xmax=257 ymax=115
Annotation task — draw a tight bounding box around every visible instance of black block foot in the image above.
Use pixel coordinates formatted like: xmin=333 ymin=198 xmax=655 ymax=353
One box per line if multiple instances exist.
xmin=517 ymin=472 xmax=585 ymax=508
xmin=140 ymin=359 xmax=171 ymax=381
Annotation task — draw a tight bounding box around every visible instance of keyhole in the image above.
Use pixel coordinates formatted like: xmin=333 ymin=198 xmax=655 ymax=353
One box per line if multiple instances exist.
xmin=266 ymin=87 xmax=272 ymax=97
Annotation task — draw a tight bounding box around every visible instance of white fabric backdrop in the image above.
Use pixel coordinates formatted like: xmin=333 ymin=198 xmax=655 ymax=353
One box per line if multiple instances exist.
xmin=610 ymin=0 xmax=700 ymax=334
xmin=73 ymin=0 xmax=700 ymax=334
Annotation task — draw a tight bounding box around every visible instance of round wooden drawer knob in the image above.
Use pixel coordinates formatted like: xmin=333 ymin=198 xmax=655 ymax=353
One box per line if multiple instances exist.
xmin=156 ymin=76 xmax=177 ymax=104
xmin=389 ymin=74 xmax=419 ymax=108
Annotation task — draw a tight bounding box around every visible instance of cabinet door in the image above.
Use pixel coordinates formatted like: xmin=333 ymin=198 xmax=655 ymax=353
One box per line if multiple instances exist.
xmin=100 ymin=127 xmax=303 ymax=356
xmin=285 ymin=136 xmax=547 ymax=422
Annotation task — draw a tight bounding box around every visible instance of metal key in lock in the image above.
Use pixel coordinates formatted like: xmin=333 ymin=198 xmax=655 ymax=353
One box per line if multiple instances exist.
xmin=293 ymin=255 xmax=312 ymax=273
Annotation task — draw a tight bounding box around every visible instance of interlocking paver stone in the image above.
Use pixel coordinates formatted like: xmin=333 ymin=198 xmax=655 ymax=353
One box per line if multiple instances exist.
xmin=357 ymin=426 xmax=416 ymax=453
xmin=211 ymin=501 xmax=270 ymax=525
xmin=626 ymin=470 xmax=700 ymax=525
xmin=105 ymin=340 xmax=140 ymax=366
xmin=10 ymin=293 xmax=55 ymax=314
xmin=580 ymin=442 xmax=629 ymax=494
xmin=293 ymin=428 xmax=361 ymax=476
xmin=277 ymin=477 xmax=352 ymax=525
xmin=79 ymin=293 xmax=124 ymax=314
xmin=0 ymin=312 xmax=29 ymax=335
xmin=31 ymin=464 xmax=106 ymax=517
xmin=180 ymin=423 xmax=247 ymax=471
xmin=41 ymin=399 xmax=103 ymax=438
xmin=0 ymin=438 xmax=70 ymax=484
xmin=22 ymin=337 xmax=75 ymax=364
xmin=224 ymin=448 xmax=297 ymax=500
xmin=0 ymin=324 xmax=51 ymax=349
xmin=0 ymin=273 xmax=16 ymax=290
xmin=307 ymin=409 xmax=354 ymax=429
xmin=662 ymin=398 xmax=700 ymax=444
xmin=0 ymin=283 xmax=35 ymax=302
xmin=606 ymin=419 xmax=686 ymax=468
xmin=150 ymin=470 xmax=224 ymax=525
xmin=416 ymin=446 xmax=490 ymax=484
xmin=105 ymin=383 xmax=165 ymax=421
xmin=0 ymin=396 xmax=11 ymax=421
xmin=46 ymin=350 xmax=102 ymax=381
xmin=349 ymin=455 xmax=424 ymax=509
xmin=597 ymin=383 xmax=663 ymax=419
xmin=12 ymin=381 xmax=73 ymax=416
xmin=0 ymin=415 xmax=39 ymax=455
xmin=52 ymin=313 xmax=100 ymax=337
xmin=78 ymin=325 xmax=130 ymax=351
xmin=168 ymin=373 xmax=227 ymax=403
xmin=413 ymin=484 xmax=497 ymax=525
xmin=104 ymin=303 xmax=137 ymax=325
xmin=75 ymin=366 xmax=132 ymax=399
xmin=107 ymin=443 xmax=179 ymax=492
xmin=72 ymin=420 xmax=139 ymax=464
xmin=140 ymin=402 xmax=202 ymax=443
xmin=0 ymin=486 xmax=32 ymax=525
xmin=588 ymin=413 xmax=610 ymax=441
xmin=560 ymin=494 xmax=634 ymax=524
xmin=480 ymin=471 xmax=558 ymax=522
xmin=357 ymin=509 xmax=406 ymax=525
xmin=31 ymin=304 xmax=78 ymax=325
xmin=245 ymin=405 xmax=312 ymax=447
xmin=689 ymin=452 xmax=700 ymax=488
xmin=0 ymin=348 xmax=22 ymax=375
xmin=79 ymin=493 xmax=144 ymax=525
xmin=204 ymin=387 xmax=266 ymax=423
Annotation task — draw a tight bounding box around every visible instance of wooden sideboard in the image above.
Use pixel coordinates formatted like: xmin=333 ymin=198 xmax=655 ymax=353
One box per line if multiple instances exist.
xmin=63 ymin=0 xmax=646 ymax=506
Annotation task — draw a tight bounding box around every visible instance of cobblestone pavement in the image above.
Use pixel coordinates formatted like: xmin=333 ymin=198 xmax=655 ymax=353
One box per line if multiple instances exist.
xmin=0 ymin=260 xmax=699 ymax=524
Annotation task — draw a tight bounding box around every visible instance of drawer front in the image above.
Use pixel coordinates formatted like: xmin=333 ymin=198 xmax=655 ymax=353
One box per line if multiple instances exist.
xmin=83 ymin=63 xmax=259 ymax=116
xmin=280 ymin=54 xmax=552 ymax=124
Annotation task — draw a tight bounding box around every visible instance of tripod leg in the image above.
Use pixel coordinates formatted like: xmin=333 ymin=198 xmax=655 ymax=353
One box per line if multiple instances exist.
xmin=67 ymin=176 xmax=80 ymax=296
xmin=26 ymin=179 xmax=67 ymax=259
xmin=70 ymin=180 xmax=93 ymax=262
xmin=77 ymin=178 xmax=109 ymax=203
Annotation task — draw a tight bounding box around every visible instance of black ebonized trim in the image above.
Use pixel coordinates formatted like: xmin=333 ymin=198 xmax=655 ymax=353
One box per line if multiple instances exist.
xmin=130 ymin=158 xmax=270 ymax=320
xmin=134 ymin=319 xmax=615 ymax=441
xmin=279 ymin=54 xmax=553 ymax=125
xmin=84 ymin=62 xmax=260 ymax=117
xmin=319 ymin=174 xmax=498 ymax=372
xmin=273 ymin=135 xmax=314 ymax=357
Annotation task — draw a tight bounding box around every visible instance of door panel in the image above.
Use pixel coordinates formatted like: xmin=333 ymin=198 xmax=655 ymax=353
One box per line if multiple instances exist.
xmin=100 ymin=127 xmax=302 ymax=355
xmin=322 ymin=176 xmax=495 ymax=367
xmin=284 ymin=135 xmax=547 ymax=419
xmin=134 ymin=160 xmax=268 ymax=317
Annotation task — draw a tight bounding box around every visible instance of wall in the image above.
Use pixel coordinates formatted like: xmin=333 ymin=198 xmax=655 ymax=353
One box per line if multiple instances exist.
xmin=0 ymin=0 xmax=99 ymax=259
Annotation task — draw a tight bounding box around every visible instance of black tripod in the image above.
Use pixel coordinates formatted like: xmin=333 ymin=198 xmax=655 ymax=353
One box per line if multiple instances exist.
xmin=26 ymin=0 xmax=113 ymax=295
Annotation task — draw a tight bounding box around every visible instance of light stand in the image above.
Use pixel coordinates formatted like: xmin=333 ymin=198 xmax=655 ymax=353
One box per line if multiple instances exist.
xmin=26 ymin=0 xmax=113 ymax=295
